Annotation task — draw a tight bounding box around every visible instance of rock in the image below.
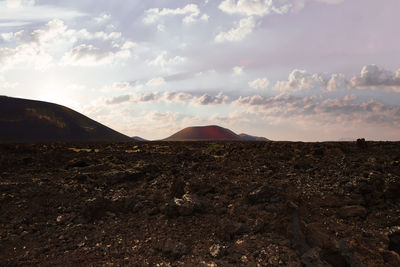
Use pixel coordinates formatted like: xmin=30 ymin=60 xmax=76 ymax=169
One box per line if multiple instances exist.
xmin=381 ymin=250 xmax=400 ymax=265
xmin=66 ymin=159 xmax=89 ymax=169
xmin=356 ymin=138 xmax=367 ymax=149
xmin=81 ymin=197 xmax=112 ymax=222
xmin=389 ymin=230 xmax=400 ymax=254
xmin=106 ymin=170 xmax=140 ymax=185
xmin=305 ymin=223 xmax=336 ymax=252
xmin=338 ymin=205 xmax=367 ymax=218
xmin=301 ymin=247 xmax=329 ymax=267
xmin=164 ymin=194 xmax=203 ymax=217
xmin=384 ymin=181 xmax=400 ymax=201
xmin=209 ymin=244 xmax=221 ymax=258
xmin=170 ymin=177 xmax=185 ymax=198
xmin=358 ymin=181 xmax=373 ymax=195
xmin=161 ymin=238 xmax=188 ymax=259
xmin=247 ymin=185 xmax=276 ymax=204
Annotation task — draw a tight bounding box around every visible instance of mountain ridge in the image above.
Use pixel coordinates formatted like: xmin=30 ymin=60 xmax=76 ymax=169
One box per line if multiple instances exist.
xmin=0 ymin=96 xmax=132 ymax=143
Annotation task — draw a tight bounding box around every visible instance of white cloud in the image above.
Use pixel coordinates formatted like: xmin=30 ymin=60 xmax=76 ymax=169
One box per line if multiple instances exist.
xmin=146 ymin=77 xmax=166 ymax=87
xmin=200 ymin=14 xmax=210 ymax=22
xmin=61 ymin=44 xmax=131 ymax=66
xmin=147 ymin=52 xmax=186 ymax=68
xmin=233 ymin=93 xmax=400 ymax=128
xmin=0 ymin=19 xmax=133 ymax=69
xmin=6 ymin=0 xmax=34 ymax=9
xmin=0 ymin=1 xmax=84 ymax=22
xmin=350 ymin=64 xmax=400 ymax=92
xmin=327 ymin=73 xmax=347 ymax=92
xmin=194 ymin=92 xmax=228 ymax=105
xmin=273 ymin=69 xmax=346 ymax=92
xmin=94 ymin=13 xmax=111 ymax=23
xmin=233 ymin=66 xmax=244 ymax=75
xmin=104 ymin=91 xmax=228 ymax=106
xmin=0 ymin=75 xmax=19 ymax=89
xmin=249 ymin=77 xmax=270 ymax=89
xmin=219 ymin=0 xmax=291 ymax=16
xmin=143 ymin=4 xmax=201 ymax=24
xmin=102 ymin=82 xmax=132 ymax=92
xmin=215 ymin=16 xmax=255 ymax=43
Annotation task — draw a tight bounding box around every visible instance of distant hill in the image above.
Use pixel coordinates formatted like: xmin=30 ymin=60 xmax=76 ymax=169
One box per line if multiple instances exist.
xmin=164 ymin=125 xmax=242 ymax=141
xmin=132 ymin=136 xmax=148 ymax=141
xmin=0 ymin=96 xmax=132 ymax=142
xmin=239 ymin=133 xmax=269 ymax=141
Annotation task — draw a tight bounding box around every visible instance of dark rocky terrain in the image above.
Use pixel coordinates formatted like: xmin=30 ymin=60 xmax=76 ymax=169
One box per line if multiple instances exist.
xmin=1 ymin=141 xmax=400 ymax=266
xmin=0 ymin=96 xmax=131 ymax=142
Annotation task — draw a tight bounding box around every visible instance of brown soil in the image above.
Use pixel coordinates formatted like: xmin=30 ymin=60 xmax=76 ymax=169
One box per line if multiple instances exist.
xmin=1 ymin=141 xmax=400 ymax=266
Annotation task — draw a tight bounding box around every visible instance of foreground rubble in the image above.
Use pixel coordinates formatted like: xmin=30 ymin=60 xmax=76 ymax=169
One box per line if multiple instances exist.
xmin=1 ymin=141 xmax=400 ymax=266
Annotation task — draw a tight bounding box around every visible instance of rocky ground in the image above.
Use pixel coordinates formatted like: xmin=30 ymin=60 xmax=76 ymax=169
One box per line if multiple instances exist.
xmin=1 ymin=141 xmax=400 ymax=266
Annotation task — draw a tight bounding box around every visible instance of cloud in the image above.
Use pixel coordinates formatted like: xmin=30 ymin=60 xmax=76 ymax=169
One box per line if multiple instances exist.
xmin=106 ymin=94 xmax=130 ymax=105
xmin=219 ymin=0 xmax=291 ymax=16
xmin=61 ymin=44 xmax=131 ymax=66
xmin=0 ymin=75 xmax=19 ymax=89
xmin=143 ymin=4 xmax=201 ymax=24
xmin=219 ymin=0 xmax=345 ymax=16
xmin=283 ymin=0 xmax=345 ymax=13
xmin=146 ymin=77 xmax=166 ymax=87
xmin=0 ymin=19 xmax=133 ymax=70
xmin=200 ymin=14 xmax=210 ymax=22
xmin=215 ymin=16 xmax=255 ymax=43
xmin=273 ymin=69 xmax=347 ymax=92
xmin=194 ymin=92 xmax=228 ymax=105
xmin=101 ymin=82 xmax=133 ymax=92
xmin=0 ymin=1 xmax=84 ymax=22
xmin=94 ymin=13 xmax=111 ymax=23
xmin=249 ymin=77 xmax=270 ymax=89
xmin=104 ymin=91 xmax=228 ymax=106
xmin=233 ymin=93 xmax=400 ymax=128
xmin=7 ymin=0 xmax=35 ymax=9
xmin=233 ymin=66 xmax=244 ymax=75
xmin=350 ymin=64 xmax=400 ymax=92
xmin=147 ymin=52 xmax=186 ymax=68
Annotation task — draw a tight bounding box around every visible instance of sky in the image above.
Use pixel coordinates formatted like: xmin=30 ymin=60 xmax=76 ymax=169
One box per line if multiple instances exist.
xmin=0 ymin=0 xmax=399 ymax=141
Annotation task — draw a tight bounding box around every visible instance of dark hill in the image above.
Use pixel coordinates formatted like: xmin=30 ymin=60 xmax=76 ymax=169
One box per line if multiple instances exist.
xmin=0 ymin=96 xmax=132 ymax=142
xmin=164 ymin=125 xmax=242 ymax=141
xmin=132 ymin=136 xmax=148 ymax=141
xmin=239 ymin=133 xmax=269 ymax=141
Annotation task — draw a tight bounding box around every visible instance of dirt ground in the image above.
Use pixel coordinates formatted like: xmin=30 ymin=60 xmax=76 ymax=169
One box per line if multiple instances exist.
xmin=1 ymin=141 xmax=400 ymax=266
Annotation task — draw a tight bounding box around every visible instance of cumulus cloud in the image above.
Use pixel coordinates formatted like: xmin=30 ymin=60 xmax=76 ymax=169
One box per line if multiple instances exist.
xmin=143 ymin=4 xmax=201 ymax=24
xmin=147 ymin=52 xmax=186 ymax=68
xmin=194 ymin=92 xmax=228 ymax=105
xmin=249 ymin=77 xmax=270 ymax=89
xmin=0 ymin=19 xmax=134 ymax=69
xmin=350 ymin=64 xmax=400 ymax=92
xmin=273 ymin=69 xmax=347 ymax=92
xmin=233 ymin=93 xmax=400 ymax=128
xmin=233 ymin=66 xmax=244 ymax=75
xmin=219 ymin=0 xmax=291 ymax=16
xmin=215 ymin=16 xmax=255 ymax=43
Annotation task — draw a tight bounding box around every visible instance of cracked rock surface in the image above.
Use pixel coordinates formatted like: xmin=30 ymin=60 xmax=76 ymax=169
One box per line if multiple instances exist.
xmin=1 ymin=141 xmax=400 ymax=266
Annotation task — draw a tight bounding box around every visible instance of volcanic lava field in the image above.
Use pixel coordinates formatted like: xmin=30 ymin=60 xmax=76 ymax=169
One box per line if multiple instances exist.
xmin=1 ymin=141 xmax=400 ymax=266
